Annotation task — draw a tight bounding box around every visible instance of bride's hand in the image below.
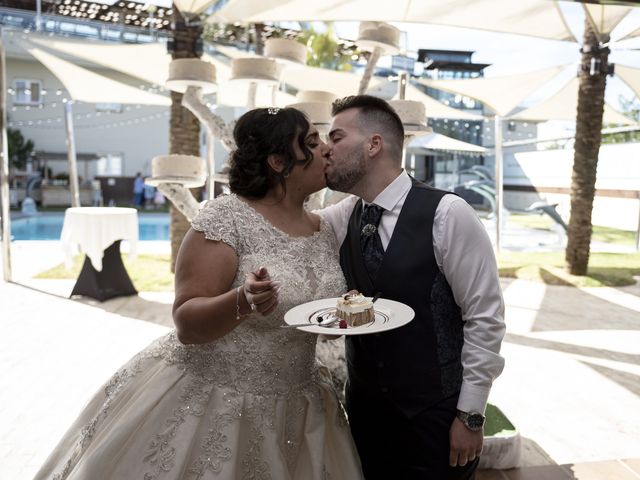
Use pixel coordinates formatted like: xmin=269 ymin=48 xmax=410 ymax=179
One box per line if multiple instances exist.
xmin=243 ymin=267 xmax=280 ymax=316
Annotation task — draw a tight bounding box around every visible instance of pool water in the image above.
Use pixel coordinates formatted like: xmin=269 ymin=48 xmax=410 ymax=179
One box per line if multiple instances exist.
xmin=9 ymin=213 xmax=170 ymax=241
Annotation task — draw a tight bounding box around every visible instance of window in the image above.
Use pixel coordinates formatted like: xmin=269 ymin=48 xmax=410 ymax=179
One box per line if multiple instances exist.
xmin=13 ymin=79 xmax=42 ymax=106
xmin=96 ymin=153 xmax=123 ymax=176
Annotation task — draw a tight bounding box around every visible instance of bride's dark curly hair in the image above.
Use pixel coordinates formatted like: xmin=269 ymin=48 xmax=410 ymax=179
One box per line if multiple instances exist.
xmin=228 ymin=107 xmax=314 ymax=198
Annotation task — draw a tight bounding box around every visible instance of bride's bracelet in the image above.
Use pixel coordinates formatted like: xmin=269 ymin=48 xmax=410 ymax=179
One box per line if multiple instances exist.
xmin=236 ymin=285 xmax=246 ymax=320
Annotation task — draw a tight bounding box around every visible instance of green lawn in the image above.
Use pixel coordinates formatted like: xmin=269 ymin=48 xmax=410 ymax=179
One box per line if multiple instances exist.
xmin=37 ymin=249 xmax=640 ymax=290
xmin=509 ymin=213 xmax=637 ymax=246
xmin=484 ymin=403 xmax=516 ymax=436
xmin=35 ymin=254 xmax=175 ymax=292
xmin=498 ymin=251 xmax=640 ymax=287
xmin=36 ymin=215 xmax=640 ymax=291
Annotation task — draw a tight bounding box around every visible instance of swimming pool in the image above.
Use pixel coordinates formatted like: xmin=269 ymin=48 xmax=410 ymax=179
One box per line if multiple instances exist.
xmin=9 ymin=213 xmax=170 ymax=241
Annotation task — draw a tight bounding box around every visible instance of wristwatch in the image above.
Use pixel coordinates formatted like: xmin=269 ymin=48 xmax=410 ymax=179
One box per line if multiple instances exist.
xmin=456 ymin=410 xmax=485 ymax=432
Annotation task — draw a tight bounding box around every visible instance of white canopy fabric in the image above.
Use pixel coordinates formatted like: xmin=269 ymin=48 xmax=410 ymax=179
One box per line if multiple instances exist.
xmin=510 ymin=77 xmax=635 ymax=125
xmin=174 ymin=0 xmax=215 ymax=14
xmin=214 ymin=44 xmax=376 ymax=97
xmin=583 ymin=4 xmax=633 ymax=37
xmin=616 ymin=64 xmax=640 ymax=98
xmin=417 ymin=65 xmax=569 ymax=116
xmin=408 ymin=132 xmax=487 ymax=153
xmin=29 ymin=37 xmax=173 ymax=85
xmin=26 ymin=37 xmax=296 ymax=107
xmin=209 ymin=0 xmax=576 ymax=42
xmin=28 ymin=37 xmax=233 ymax=85
xmin=25 ymin=47 xmax=171 ymax=105
xmin=367 ymin=81 xmax=484 ymax=120
xmin=620 ymin=26 xmax=640 ymax=41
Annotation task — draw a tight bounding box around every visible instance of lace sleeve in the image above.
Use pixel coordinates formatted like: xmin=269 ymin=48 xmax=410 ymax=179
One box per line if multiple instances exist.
xmin=191 ymin=196 xmax=239 ymax=252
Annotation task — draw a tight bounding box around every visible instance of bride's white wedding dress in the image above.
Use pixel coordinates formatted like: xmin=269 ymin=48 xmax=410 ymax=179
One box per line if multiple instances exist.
xmin=35 ymin=194 xmax=363 ymax=480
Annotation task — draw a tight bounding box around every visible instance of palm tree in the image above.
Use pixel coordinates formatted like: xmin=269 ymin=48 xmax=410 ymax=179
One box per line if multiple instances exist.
xmin=168 ymin=7 xmax=203 ymax=272
xmin=565 ymin=19 xmax=610 ymax=276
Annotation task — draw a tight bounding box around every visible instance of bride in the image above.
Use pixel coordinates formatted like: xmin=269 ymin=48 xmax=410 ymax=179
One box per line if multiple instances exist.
xmin=34 ymin=107 xmax=363 ymax=479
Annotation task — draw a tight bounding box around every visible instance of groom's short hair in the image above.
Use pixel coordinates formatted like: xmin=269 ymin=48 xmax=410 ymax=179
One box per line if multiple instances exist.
xmin=332 ymin=95 xmax=404 ymax=157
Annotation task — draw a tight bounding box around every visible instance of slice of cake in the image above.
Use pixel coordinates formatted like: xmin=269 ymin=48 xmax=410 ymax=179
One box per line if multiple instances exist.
xmin=336 ymin=293 xmax=375 ymax=327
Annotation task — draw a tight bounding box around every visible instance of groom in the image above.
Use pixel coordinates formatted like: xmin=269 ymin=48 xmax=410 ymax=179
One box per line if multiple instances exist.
xmin=319 ymin=95 xmax=506 ymax=479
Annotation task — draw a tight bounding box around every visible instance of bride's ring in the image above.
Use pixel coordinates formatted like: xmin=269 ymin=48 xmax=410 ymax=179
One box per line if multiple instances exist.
xmin=250 ymin=303 xmax=257 ymax=312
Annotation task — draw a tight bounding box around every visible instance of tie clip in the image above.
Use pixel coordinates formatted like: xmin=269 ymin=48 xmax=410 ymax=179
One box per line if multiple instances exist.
xmin=361 ymin=224 xmax=377 ymax=237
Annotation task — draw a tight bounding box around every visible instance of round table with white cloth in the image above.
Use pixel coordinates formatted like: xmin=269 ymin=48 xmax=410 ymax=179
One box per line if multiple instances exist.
xmin=61 ymin=207 xmax=138 ymax=271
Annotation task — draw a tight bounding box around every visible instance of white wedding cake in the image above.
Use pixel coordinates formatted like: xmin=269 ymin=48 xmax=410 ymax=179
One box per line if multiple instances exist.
xmin=357 ymin=21 xmax=401 ymax=55
xmin=146 ymin=154 xmax=207 ymax=188
xmin=265 ymin=38 xmax=308 ymax=65
xmin=290 ymin=90 xmax=338 ymax=133
xmin=230 ymin=57 xmax=282 ymax=84
xmin=297 ymin=90 xmax=337 ymax=104
xmin=166 ymin=59 xmax=217 ymax=93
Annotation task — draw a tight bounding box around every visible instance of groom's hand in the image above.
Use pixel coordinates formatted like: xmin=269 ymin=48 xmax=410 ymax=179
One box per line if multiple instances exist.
xmin=243 ymin=267 xmax=280 ymax=316
xmin=449 ymin=417 xmax=483 ymax=468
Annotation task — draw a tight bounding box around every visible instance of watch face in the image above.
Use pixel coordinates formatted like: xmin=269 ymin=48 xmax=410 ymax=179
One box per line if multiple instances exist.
xmin=468 ymin=413 xmax=485 ymax=429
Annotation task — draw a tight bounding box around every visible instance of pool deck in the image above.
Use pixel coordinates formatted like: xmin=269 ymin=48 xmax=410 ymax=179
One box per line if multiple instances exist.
xmin=1 ymin=237 xmax=639 ymax=479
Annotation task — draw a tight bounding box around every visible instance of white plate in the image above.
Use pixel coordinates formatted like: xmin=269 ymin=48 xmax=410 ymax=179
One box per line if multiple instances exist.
xmin=284 ymin=297 xmax=415 ymax=335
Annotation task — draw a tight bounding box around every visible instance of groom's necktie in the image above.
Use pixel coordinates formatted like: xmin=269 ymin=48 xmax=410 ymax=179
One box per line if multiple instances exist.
xmin=360 ymin=203 xmax=385 ymax=280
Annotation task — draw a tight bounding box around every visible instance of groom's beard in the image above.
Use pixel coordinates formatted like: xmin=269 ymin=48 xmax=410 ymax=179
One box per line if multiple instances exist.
xmin=326 ymin=148 xmax=366 ymax=193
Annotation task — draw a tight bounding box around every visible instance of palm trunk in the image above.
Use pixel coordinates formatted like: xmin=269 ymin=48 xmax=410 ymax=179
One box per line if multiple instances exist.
xmin=565 ymin=19 xmax=609 ymax=276
xmin=168 ymin=8 xmax=203 ymax=272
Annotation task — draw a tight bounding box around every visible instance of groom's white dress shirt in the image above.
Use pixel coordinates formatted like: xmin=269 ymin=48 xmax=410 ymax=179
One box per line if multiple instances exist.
xmin=317 ymin=170 xmax=506 ymax=414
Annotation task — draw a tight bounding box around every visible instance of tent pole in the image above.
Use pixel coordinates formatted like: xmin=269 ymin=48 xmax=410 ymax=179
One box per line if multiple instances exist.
xmin=397 ymin=71 xmax=407 ymax=100
xmin=494 ymin=115 xmax=503 ymax=252
xmin=63 ymin=101 xmax=81 ymax=207
xmin=247 ymin=81 xmax=257 ymax=109
xmin=0 ymin=36 xmax=12 ymax=281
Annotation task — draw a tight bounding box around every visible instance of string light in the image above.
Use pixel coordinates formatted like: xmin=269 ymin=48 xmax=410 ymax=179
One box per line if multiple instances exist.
xmin=8 ymin=110 xmax=169 ymax=130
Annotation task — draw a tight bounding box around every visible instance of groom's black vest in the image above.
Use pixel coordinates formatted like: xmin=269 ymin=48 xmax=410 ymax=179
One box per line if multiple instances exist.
xmin=340 ymin=180 xmax=464 ymax=417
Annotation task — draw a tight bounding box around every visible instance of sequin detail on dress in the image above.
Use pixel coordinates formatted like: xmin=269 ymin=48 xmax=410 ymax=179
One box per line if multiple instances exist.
xmin=39 ymin=194 xmax=362 ymax=480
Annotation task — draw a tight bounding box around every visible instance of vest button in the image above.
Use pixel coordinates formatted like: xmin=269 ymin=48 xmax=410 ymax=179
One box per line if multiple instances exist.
xmin=377 ymin=361 xmax=384 ymax=368
xmin=380 ymin=387 xmax=389 ymax=393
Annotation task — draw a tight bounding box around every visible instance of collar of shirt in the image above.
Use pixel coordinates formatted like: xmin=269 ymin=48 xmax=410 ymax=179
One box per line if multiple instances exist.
xmin=366 ymin=170 xmax=411 ymax=213
xmin=363 ymin=170 xmax=411 ymax=249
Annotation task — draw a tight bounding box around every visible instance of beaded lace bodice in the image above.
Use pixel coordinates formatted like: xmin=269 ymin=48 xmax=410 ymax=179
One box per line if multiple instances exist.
xmin=45 ymin=194 xmax=358 ymax=480
xmin=188 ymin=193 xmax=347 ymax=394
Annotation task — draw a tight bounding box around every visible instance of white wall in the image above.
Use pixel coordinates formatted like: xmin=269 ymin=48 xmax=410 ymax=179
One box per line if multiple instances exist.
xmin=7 ymin=57 xmax=170 ymax=179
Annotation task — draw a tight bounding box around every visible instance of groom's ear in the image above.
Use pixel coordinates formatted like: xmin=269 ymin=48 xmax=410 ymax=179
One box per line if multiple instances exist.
xmin=266 ymin=154 xmax=285 ymax=174
xmin=367 ymin=134 xmax=383 ymax=158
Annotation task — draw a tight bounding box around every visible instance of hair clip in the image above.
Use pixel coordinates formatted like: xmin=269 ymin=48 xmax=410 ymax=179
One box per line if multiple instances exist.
xmin=267 ymin=107 xmax=281 ymax=115
xmin=361 ymin=224 xmax=377 ymax=237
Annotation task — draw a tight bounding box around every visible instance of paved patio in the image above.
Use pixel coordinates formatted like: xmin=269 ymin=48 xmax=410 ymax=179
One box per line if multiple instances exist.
xmin=1 ymin=239 xmax=639 ymax=479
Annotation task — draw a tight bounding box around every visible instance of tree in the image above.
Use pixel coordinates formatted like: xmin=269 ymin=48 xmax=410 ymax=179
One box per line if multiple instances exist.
xmin=298 ymin=24 xmax=353 ymax=71
xmin=7 ymin=128 xmax=34 ymax=170
xmin=168 ymin=6 xmax=203 ymax=272
xmin=565 ymin=19 xmax=609 ymax=276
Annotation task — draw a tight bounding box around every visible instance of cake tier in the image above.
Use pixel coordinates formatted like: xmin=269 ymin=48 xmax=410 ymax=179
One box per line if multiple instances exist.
xmin=230 ymin=57 xmax=282 ymax=84
xmin=296 ymin=90 xmax=338 ymax=104
xmin=357 ymin=21 xmax=400 ymax=55
xmin=147 ymin=154 xmax=206 ymax=188
xmin=166 ymin=59 xmax=217 ymax=93
xmin=265 ymin=38 xmax=308 ymax=65
xmin=289 ymin=101 xmax=332 ymax=127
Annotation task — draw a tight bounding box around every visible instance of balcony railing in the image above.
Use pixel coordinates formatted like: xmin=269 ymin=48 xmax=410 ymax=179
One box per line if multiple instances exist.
xmin=0 ymin=7 xmax=168 ymax=44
